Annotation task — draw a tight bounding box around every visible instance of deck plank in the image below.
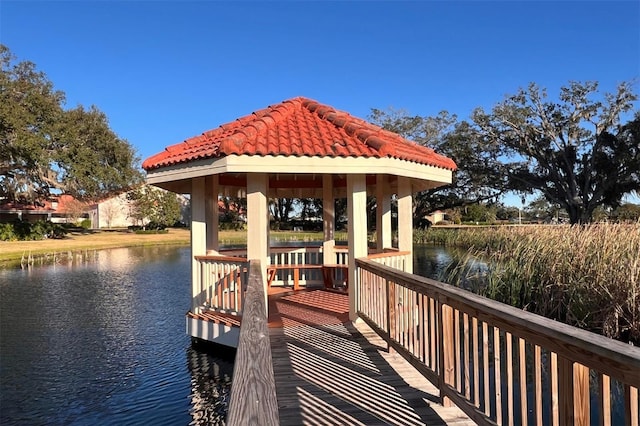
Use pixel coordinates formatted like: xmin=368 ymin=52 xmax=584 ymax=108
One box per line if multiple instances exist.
xmin=268 ymin=289 xmax=475 ymax=426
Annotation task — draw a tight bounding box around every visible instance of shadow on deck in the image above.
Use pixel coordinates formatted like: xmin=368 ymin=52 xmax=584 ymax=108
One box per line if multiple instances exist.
xmin=267 ymin=288 xmax=474 ymax=426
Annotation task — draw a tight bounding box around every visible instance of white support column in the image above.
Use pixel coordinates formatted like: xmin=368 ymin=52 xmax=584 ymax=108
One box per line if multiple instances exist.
xmin=322 ymin=174 xmax=335 ymax=265
xmin=247 ymin=173 xmax=269 ymax=304
xmin=397 ymin=176 xmax=413 ymax=273
xmin=191 ymin=177 xmax=207 ymax=311
xmin=205 ymin=175 xmax=220 ymax=255
xmin=376 ymin=174 xmax=392 ymax=251
xmin=347 ymin=174 xmax=367 ymax=322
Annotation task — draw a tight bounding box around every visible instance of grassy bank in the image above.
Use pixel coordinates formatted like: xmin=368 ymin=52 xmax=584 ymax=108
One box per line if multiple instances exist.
xmin=436 ymin=224 xmax=640 ymax=343
xmin=0 ymin=229 xmax=192 ymax=264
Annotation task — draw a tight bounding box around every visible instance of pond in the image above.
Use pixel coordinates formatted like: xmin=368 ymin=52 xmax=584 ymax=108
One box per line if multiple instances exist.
xmin=0 ymin=246 xmax=233 ymax=426
xmin=0 ymin=243 xmax=462 ymax=425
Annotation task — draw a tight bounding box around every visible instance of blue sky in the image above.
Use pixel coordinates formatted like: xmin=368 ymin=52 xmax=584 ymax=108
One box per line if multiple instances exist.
xmin=1 ymin=1 xmax=639 ymax=204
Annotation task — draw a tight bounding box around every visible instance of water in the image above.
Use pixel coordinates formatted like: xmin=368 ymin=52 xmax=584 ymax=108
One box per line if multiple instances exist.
xmin=412 ymin=244 xmax=460 ymax=281
xmin=0 ymin=246 xmax=234 ymax=426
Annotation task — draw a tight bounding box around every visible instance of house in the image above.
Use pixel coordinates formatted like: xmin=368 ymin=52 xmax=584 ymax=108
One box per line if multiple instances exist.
xmin=424 ymin=210 xmax=446 ymax=225
xmin=0 ymin=194 xmax=89 ymax=224
xmin=0 ymin=186 xmax=190 ymax=229
xmin=86 ymin=187 xmax=190 ymax=229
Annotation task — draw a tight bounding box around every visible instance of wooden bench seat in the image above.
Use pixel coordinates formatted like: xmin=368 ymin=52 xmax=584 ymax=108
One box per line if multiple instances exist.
xmin=267 ymin=264 xmax=348 ymax=292
xmin=267 ymin=264 xmax=323 ymax=290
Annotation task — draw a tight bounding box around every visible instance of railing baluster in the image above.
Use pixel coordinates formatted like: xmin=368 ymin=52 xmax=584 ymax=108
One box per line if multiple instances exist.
xmin=624 ymin=384 xmax=639 ymax=426
xmin=574 ymin=363 xmax=589 ymax=425
xmin=551 ymin=352 xmax=559 ymax=426
xmin=473 ymin=317 xmax=480 ymax=408
xmin=494 ymin=326 xmax=502 ymax=425
xmin=519 ymin=337 xmax=528 ymax=426
xmin=535 ymin=345 xmax=542 ymax=426
xmin=599 ymin=373 xmax=611 ymax=426
xmin=455 ymin=309 xmax=461 ymax=393
xmin=506 ymin=331 xmax=513 ymax=426
xmin=464 ymin=312 xmax=471 ymax=400
xmin=354 ymin=258 xmax=640 ymax=426
xmin=483 ymin=321 xmax=490 ymax=417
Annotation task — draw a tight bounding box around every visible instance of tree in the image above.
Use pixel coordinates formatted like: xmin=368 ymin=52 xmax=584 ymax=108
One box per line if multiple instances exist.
xmin=612 ymin=203 xmax=640 ymax=222
xmin=269 ymin=198 xmax=297 ymax=228
xmin=127 ymin=186 xmax=182 ymax=229
xmin=473 ymin=81 xmax=639 ymax=224
xmin=0 ymin=44 xmax=142 ymax=204
xmin=63 ymin=198 xmax=88 ymax=224
xmin=369 ymin=109 xmax=507 ymax=221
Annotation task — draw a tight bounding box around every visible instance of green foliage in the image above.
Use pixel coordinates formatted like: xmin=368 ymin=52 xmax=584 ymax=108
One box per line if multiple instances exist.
xmin=127 ymin=186 xmax=183 ymax=229
xmin=371 ymin=81 xmax=638 ymax=225
xmin=0 ymin=223 xmax=16 ymax=241
xmin=612 ymin=203 xmax=640 ymax=222
xmin=460 ymin=203 xmax=497 ymax=223
xmin=0 ymin=220 xmax=67 ymax=241
xmin=473 ymin=81 xmax=638 ymax=224
xmin=0 ymin=44 xmax=143 ymax=204
xmin=79 ymin=219 xmax=92 ymax=229
xmin=369 ymin=109 xmax=506 ymax=219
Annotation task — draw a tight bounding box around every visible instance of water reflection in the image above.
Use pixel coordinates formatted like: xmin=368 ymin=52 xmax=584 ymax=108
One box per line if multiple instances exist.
xmin=187 ymin=344 xmax=234 ymax=425
xmin=0 ymin=246 xmax=233 ymax=426
xmin=413 ymin=244 xmax=461 ymax=281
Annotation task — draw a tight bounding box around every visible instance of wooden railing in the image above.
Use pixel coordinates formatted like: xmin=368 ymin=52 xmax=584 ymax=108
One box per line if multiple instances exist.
xmin=268 ymin=246 xmax=324 ymax=287
xmin=367 ymin=249 xmax=411 ymax=271
xmin=355 ymin=258 xmax=640 ymax=426
xmin=194 ymin=255 xmax=248 ymax=313
xmin=227 ymin=260 xmax=279 ymax=425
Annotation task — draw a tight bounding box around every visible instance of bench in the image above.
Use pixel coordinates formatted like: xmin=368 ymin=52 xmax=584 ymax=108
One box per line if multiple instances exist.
xmin=267 ymin=264 xmax=323 ymax=290
xmin=267 ymin=264 xmax=349 ymax=292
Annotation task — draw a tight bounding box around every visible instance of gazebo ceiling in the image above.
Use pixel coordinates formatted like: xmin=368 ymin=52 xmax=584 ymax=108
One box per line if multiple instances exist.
xmin=143 ymin=97 xmax=456 ymax=194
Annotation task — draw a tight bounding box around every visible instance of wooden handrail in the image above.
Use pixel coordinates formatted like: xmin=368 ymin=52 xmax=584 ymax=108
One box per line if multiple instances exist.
xmin=194 ymin=254 xmax=247 ymax=262
xmin=227 ymin=260 xmax=279 ymax=425
xmin=355 ymin=258 xmax=640 ymax=426
xmin=366 ymin=250 xmax=411 ymax=259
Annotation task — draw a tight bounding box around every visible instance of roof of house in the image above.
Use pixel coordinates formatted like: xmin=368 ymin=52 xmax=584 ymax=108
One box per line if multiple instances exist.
xmin=0 ymin=194 xmax=86 ymax=214
xmin=142 ymin=97 xmax=457 ymax=172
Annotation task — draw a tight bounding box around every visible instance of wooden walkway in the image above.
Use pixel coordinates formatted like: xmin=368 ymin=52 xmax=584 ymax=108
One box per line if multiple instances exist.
xmin=267 ymin=289 xmax=475 ymax=426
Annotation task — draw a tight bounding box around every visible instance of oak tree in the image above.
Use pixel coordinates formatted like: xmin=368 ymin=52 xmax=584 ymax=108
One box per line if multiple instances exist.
xmin=0 ymin=45 xmax=142 ymax=204
xmin=473 ymin=81 xmax=638 ymax=224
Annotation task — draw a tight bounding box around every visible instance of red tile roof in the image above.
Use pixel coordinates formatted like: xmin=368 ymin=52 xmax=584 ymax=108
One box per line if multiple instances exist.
xmin=142 ymin=97 xmax=457 ymax=171
xmin=0 ymin=195 xmax=86 ymax=213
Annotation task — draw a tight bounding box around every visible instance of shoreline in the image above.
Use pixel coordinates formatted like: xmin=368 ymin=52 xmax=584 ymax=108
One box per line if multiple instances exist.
xmin=0 ymin=229 xmax=331 ymax=267
xmin=0 ymin=229 xmax=191 ymax=265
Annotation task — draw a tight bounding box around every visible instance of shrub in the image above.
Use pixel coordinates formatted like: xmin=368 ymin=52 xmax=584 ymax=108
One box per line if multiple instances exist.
xmin=0 ymin=223 xmax=17 ymax=241
xmin=0 ymin=220 xmax=68 ymax=241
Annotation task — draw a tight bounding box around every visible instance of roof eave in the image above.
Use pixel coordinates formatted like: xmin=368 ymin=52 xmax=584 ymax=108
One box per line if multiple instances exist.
xmin=145 ymin=155 xmax=453 ymax=193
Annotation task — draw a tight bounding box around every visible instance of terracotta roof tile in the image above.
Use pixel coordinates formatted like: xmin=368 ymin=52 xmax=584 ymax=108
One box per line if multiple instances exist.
xmin=142 ymin=97 xmax=457 ymax=171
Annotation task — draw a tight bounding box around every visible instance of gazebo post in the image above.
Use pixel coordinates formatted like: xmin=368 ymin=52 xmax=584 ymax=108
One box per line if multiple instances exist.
xmin=347 ymin=174 xmax=368 ymax=321
xmin=247 ymin=173 xmax=270 ymax=306
xmin=322 ymin=175 xmax=335 ymax=266
xmin=205 ymin=175 xmax=220 ymax=255
xmin=191 ymin=177 xmax=207 ymax=311
xmin=397 ymin=176 xmax=413 ymax=273
xmin=376 ymin=175 xmax=392 ymax=251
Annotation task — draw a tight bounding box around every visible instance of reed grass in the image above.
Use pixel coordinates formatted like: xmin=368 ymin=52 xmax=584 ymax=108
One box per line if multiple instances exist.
xmin=438 ymin=224 xmax=639 ymax=344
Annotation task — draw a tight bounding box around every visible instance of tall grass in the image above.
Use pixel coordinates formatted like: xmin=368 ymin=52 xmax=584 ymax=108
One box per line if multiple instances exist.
xmin=438 ymin=225 xmax=639 ymax=344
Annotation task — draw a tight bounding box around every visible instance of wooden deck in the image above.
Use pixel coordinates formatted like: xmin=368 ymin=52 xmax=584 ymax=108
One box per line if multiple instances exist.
xmin=267 ymin=288 xmax=475 ymax=425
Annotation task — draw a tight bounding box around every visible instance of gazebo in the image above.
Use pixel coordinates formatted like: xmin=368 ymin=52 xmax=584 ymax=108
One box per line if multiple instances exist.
xmin=142 ymin=96 xmax=456 ymax=346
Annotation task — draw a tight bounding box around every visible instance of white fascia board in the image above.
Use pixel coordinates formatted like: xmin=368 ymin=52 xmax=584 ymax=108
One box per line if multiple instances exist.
xmin=145 ymin=157 xmax=230 ymax=185
xmin=145 ymin=155 xmax=453 ymax=186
